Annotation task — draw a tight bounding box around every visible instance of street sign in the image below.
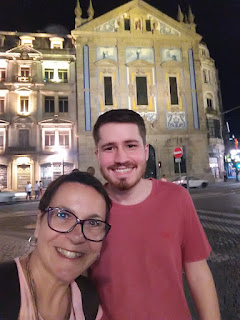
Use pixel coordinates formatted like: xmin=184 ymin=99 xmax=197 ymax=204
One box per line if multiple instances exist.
xmin=175 ymin=158 xmax=181 ymax=163
xmin=173 ymin=147 xmax=183 ymax=158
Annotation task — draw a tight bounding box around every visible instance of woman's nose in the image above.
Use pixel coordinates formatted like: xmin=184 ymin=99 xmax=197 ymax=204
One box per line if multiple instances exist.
xmin=65 ymin=224 xmax=86 ymax=244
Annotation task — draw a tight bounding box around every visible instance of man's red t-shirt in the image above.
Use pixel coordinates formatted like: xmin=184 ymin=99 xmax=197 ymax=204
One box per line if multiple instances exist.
xmin=91 ymin=180 xmax=211 ymax=320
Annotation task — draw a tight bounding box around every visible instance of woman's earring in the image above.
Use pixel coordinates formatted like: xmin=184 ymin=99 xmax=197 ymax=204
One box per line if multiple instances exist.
xmin=28 ymin=236 xmax=37 ymax=247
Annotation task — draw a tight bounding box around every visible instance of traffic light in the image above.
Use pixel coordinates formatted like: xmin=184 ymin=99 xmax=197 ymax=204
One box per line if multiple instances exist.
xmin=234 ymin=138 xmax=238 ymax=149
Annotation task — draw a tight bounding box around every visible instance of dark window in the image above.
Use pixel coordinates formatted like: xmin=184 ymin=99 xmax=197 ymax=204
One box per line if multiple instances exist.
xmin=0 ymin=132 xmax=4 ymax=148
xmin=169 ymin=77 xmax=179 ymax=105
xmin=207 ymin=119 xmax=221 ymax=139
xmin=136 ymin=76 xmax=148 ymax=105
xmin=45 ymin=96 xmax=54 ymax=113
xmin=59 ymin=97 xmax=68 ymax=113
xmin=104 ymin=77 xmax=113 ymax=105
xmin=44 ymin=69 xmax=54 ymax=82
xmin=146 ymin=20 xmax=151 ymax=31
xmin=207 ymin=98 xmax=213 ymax=110
xmin=0 ymin=98 xmax=4 ymax=113
xmin=174 ymin=155 xmax=186 ymax=174
xmin=19 ymin=129 xmax=29 ymax=147
xmin=58 ymin=69 xmax=68 ymax=82
xmin=124 ymin=19 xmax=131 ymax=31
xmin=0 ymin=69 xmax=5 ymax=81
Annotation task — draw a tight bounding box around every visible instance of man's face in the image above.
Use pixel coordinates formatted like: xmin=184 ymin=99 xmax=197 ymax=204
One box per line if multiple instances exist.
xmin=95 ymin=123 xmax=149 ymax=191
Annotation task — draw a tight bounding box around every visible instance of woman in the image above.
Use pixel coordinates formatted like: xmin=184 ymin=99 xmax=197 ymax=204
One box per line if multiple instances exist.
xmin=0 ymin=171 xmax=111 ymax=320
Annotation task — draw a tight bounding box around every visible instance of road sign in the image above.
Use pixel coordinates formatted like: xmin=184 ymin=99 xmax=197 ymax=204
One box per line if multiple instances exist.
xmin=174 ymin=147 xmax=183 ymax=158
xmin=175 ymin=158 xmax=181 ymax=163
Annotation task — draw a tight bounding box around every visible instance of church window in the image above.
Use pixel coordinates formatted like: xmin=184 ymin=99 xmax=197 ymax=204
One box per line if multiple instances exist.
xmin=136 ymin=76 xmax=148 ymax=105
xmin=146 ymin=20 xmax=151 ymax=31
xmin=124 ymin=19 xmax=131 ymax=31
xmin=169 ymin=77 xmax=179 ymax=105
xmin=104 ymin=77 xmax=113 ymax=105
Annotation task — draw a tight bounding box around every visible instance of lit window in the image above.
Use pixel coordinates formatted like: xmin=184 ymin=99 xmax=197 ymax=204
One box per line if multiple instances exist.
xmin=45 ymin=96 xmax=55 ymax=113
xmin=0 ymin=69 xmax=5 ymax=82
xmin=58 ymin=69 xmax=68 ymax=83
xmin=45 ymin=131 xmax=55 ymax=147
xmin=59 ymin=97 xmax=68 ymax=113
xmin=20 ymin=97 xmax=29 ymax=113
xmin=19 ymin=36 xmax=35 ymax=47
xmin=0 ymin=98 xmax=4 ymax=114
xmin=21 ymin=67 xmax=30 ymax=77
xmin=59 ymin=131 xmax=69 ymax=147
xmin=49 ymin=37 xmax=64 ymax=49
xmin=169 ymin=77 xmax=179 ymax=105
xmin=136 ymin=77 xmax=148 ymax=105
xmin=104 ymin=77 xmax=113 ymax=106
xmin=44 ymin=69 xmax=54 ymax=82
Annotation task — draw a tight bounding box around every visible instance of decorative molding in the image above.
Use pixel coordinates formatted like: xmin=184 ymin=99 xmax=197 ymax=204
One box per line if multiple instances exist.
xmin=167 ymin=112 xmax=186 ymax=129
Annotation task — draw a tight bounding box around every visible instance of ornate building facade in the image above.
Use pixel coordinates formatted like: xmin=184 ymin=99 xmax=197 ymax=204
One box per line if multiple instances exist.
xmin=0 ymin=31 xmax=78 ymax=190
xmin=72 ymin=0 xmax=224 ymax=182
xmin=0 ymin=0 xmax=224 ymax=190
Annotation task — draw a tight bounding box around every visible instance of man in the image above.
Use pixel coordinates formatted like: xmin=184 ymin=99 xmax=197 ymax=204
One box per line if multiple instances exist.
xmin=91 ymin=109 xmax=220 ymax=320
xmin=25 ymin=181 xmax=32 ymax=200
xmin=34 ymin=180 xmax=40 ymax=199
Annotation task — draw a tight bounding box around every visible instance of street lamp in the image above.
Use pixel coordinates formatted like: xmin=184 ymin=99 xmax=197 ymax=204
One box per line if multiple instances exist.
xmin=55 ymin=147 xmax=67 ymax=175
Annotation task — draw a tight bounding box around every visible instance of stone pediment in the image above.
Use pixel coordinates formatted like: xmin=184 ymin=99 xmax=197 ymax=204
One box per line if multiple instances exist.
xmin=12 ymin=116 xmax=34 ymax=128
xmin=95 ymin=58 xmax=118 ymax=67
xmin=7 ymin=45 xmax=42 ymax=55
xmin=0 ymin=120 xmax=9 ymax=127
xmin=126 ymin=59 xmax=154 ymax=68
xmin=72 ymin=0 xmax=200 ymax=39
xmin=38 ymin=117 xmax=73 ymax=126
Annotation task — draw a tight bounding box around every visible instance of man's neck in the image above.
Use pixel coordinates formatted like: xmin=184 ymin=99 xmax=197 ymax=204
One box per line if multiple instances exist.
xmin=106 ymin=178 xmax=152 ymax=205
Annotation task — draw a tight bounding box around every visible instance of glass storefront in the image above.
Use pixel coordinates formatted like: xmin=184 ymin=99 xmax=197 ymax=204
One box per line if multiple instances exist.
xmin=40 ymin=162 xmax=73 ymax=188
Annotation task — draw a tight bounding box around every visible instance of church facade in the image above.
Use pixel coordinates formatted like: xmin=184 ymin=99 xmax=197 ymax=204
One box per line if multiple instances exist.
xmin=72 ymin=0 xmax=224 ymax=182
xmin=0 ymin=0 xmax=224 ymax=190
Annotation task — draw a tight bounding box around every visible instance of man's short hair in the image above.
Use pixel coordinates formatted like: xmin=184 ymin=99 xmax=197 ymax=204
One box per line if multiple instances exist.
xmin=93 ymin=109 xmax=146 ymax=145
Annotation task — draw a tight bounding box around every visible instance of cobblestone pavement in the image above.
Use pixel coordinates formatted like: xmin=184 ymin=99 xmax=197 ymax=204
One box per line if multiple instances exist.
xmin=0 ymin=203 xmax=239 ymax=319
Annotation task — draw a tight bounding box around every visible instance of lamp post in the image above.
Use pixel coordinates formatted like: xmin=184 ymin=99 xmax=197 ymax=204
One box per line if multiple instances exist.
xmin=56 ymin=147 xmax=67 ymax=175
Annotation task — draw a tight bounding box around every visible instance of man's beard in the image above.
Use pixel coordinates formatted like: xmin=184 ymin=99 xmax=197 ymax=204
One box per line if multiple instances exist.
xmin=100 ymin=162 xmax=147 ymax=191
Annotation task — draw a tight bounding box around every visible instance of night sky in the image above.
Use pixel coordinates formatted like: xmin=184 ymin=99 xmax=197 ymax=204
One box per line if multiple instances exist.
xmin=0 ymin=0 xmax=239 ymax=136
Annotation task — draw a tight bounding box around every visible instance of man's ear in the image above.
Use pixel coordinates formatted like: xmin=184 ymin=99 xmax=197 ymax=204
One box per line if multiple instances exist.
xmin=95 ymin=148 xmax=99 ymax=162
xmin=34 ymin=210 xmax=43 ymax=238
xmin=145 ymin=144 xmax=149 ymax=161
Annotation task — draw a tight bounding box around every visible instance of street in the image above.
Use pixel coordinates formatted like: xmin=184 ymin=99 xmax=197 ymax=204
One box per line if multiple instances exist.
xmin=0 ymin=182 xmax=239 ymax=319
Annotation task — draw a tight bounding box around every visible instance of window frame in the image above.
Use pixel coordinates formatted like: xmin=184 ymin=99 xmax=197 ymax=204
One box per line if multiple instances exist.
xmin=59 ymin=96 xmax=68 ymax=113
xmin=44 ymin=96 xmax=55 ymax=113
xmin=20 ymin=96 xmax=29 ymax=114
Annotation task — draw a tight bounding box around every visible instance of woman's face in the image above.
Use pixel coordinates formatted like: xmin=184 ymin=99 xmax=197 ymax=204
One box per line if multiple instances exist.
xmin=34 ymin=182 xmax=107 ymax=283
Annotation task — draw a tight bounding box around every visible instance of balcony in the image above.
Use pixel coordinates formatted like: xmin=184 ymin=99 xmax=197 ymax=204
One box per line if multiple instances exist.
xmin=206 ymin=107 xmax=220 ymax=116
xmin=15 ymin=75 xmax=32 ymax=83
xmin=7 ymin=146 xmax=36 ymax=154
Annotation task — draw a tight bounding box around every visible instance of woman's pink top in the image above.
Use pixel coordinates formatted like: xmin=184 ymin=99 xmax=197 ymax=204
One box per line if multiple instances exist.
xmin=15 ymin=258 xmax=102 ymax=320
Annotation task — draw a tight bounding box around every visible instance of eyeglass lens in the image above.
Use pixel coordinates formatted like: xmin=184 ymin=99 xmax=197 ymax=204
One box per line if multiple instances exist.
xmin=48 ymin=207 xmax=109 ymax=241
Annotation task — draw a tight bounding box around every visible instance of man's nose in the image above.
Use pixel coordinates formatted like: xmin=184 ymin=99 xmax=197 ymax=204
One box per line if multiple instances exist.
xmin=114 ymin=147 xmax=128 ymax=163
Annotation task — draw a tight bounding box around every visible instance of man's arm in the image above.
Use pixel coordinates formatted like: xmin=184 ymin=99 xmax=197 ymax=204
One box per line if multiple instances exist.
xmin=184 ymin=259 xmax=221 ymax=320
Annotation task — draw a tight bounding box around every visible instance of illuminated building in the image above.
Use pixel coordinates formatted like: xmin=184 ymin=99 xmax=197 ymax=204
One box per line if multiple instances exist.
xmin=0 ymin=31 xmax=77 ymax=189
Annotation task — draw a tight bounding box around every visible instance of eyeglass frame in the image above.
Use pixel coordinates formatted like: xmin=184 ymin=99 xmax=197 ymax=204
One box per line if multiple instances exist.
xmin=45 ymin=207 xmax=111 ymax=242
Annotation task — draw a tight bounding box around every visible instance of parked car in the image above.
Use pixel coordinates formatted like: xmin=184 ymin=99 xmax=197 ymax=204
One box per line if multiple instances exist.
xmin=173 ymin=176 xmax=208 ymax=188
xmin=0 ymin=190 xmax=26 ymax=203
